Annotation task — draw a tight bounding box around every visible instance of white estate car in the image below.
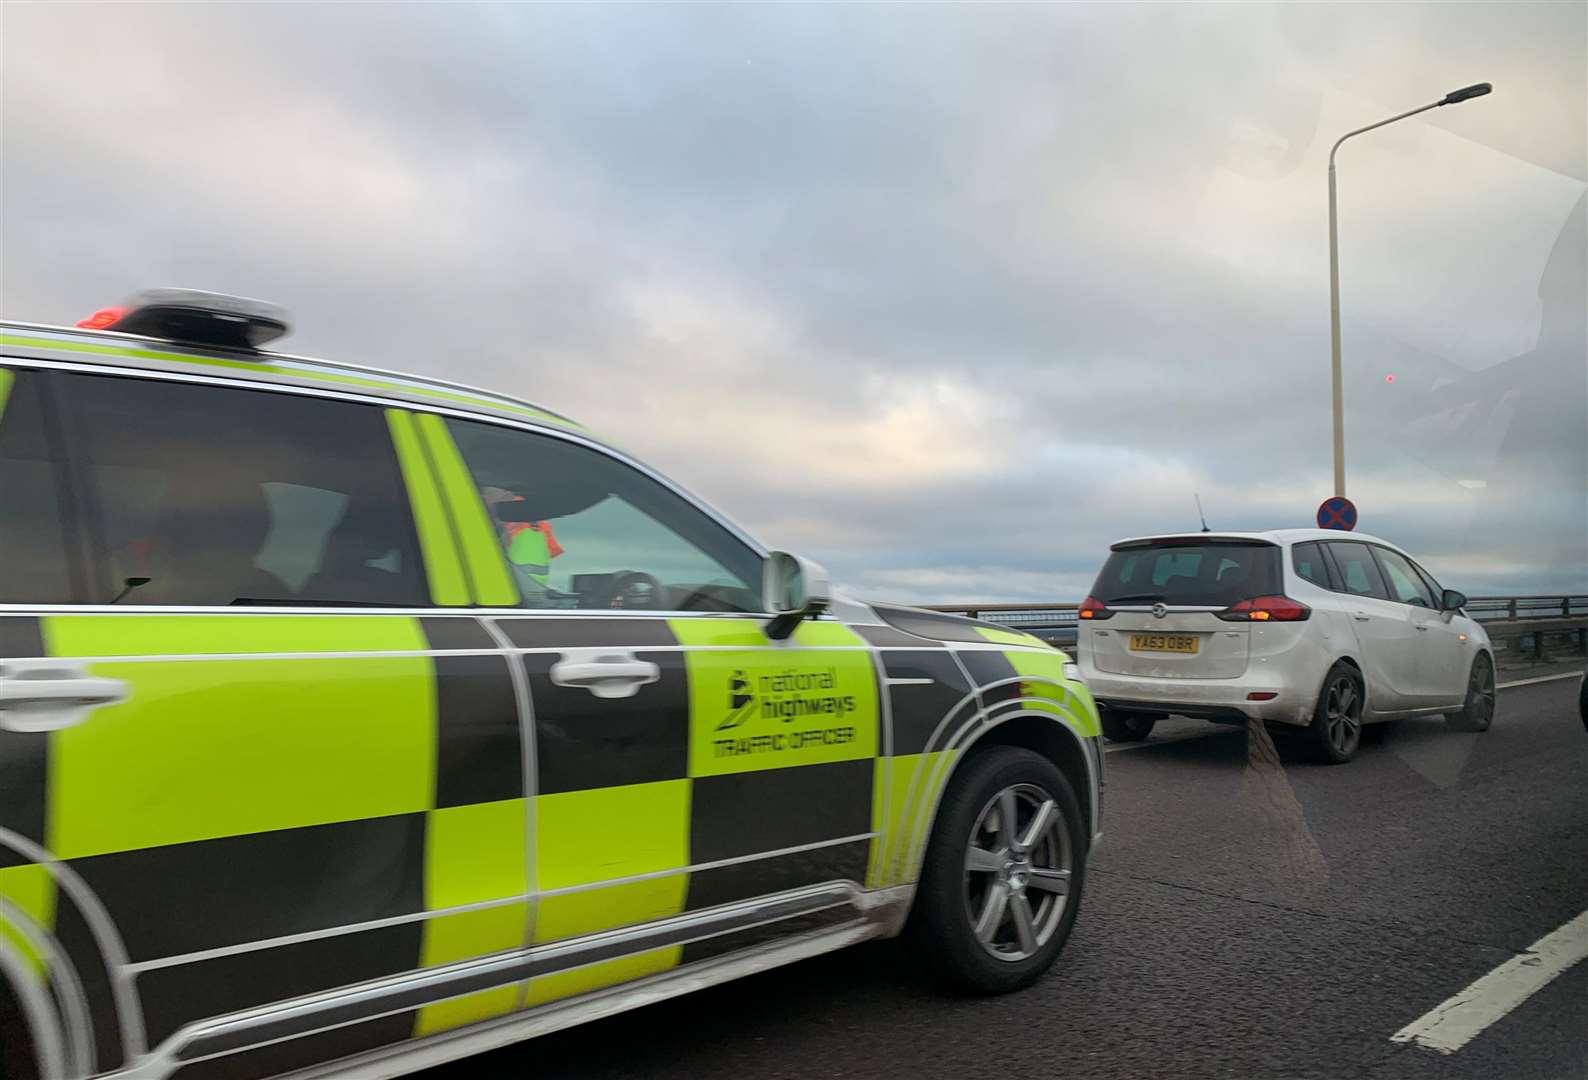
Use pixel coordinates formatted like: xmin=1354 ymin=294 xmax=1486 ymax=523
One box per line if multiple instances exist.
xmin=1075 ymin=530 xmax=1496 ymax=763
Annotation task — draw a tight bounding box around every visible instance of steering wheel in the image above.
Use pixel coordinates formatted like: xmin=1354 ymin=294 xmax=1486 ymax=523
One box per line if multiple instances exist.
xmin=584 ymin=570 xmax=666 ymax=611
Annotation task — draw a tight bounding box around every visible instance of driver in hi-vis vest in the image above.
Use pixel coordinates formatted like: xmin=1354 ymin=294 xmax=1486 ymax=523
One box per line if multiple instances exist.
xmin=482 ymin=485 xmax=564 ymax=592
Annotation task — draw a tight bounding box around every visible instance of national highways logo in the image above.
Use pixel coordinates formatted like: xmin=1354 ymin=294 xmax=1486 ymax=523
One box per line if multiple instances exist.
xmin=711 ymin=667 xmax=859 ymax=758
xmin=719 ymin=670 xmax=758 ymax=730
xmin=715 ymin=667 xmax=857 ymax=730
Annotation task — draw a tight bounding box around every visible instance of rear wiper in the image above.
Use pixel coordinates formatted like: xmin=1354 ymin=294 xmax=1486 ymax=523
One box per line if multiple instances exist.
xmin=1105 ymin=593 xmax=1166 ymax=604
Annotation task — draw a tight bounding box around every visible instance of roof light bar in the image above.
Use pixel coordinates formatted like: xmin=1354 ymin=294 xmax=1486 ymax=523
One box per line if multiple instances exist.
xmin=76 ymin=288 xmax=289 ymax=350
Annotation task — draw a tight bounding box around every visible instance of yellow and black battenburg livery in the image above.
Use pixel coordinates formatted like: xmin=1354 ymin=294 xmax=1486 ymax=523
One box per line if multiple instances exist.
xmin=0 ymin=293 xmax=1101 ymax=1080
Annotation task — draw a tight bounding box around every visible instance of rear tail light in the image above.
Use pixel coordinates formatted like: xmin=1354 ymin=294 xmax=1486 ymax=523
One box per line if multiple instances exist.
xmin=1218 ymin=595 xmax=1311 ymax=622
xmin=1078 ymin=596 xmax=1113 ymax=621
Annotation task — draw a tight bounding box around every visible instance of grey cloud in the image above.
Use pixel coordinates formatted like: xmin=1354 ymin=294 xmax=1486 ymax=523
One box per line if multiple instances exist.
xmin=3 ymin=2 xmax=1583 ymax=603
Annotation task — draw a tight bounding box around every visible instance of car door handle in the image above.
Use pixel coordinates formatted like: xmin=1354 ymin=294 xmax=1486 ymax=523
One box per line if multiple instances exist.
xmin=550 ymin=650 xmax=661 ymax=699
xmin=0 ymin=662 xmax=130 ymax=732
xmin=1414 ymin=624 xmax=1429 ymax=631
xmin=1353 ymin=613 xmax=1372 ymax=622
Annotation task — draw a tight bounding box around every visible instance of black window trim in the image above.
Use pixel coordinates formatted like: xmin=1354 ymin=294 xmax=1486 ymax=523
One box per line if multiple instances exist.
xmin=1316 ymin=540 xmax=1345 ymax=593
xmin=0 ymin=365 xmax=91 ymax=603
xmin=53 ymin=368 xmax=433 ymax=609
xmin=1366 ymin=544 xmax=1437 ymax=610
xmin=1318 ymin=541 xmax=1344 ymax=591
xmin=1323 ymin=539 xmax=1392 ymax=602
xmin=1090 ymin=538 xmax=1283 ymax=608
xmin=1408 ymin=556 xmax=1445 ymax=603
xmin=1290 ymin=540 xmax=1341 ymax=592
xmin=444 ymin=413 xmax=770 ymax=616
xmin=0 ymin=355 xmax=774 ymax=618
xmin=40 ymin=366 xmax=116 ymax=606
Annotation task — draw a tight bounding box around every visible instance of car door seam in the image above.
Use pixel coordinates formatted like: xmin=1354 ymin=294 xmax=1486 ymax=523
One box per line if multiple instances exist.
xmin=476 ymin=615 xmax=539 ymax=1011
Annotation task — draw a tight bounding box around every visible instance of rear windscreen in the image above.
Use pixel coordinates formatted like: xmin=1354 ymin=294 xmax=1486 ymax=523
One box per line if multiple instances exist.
xmin=1090 ymin=542 xmax=1281 ymax=606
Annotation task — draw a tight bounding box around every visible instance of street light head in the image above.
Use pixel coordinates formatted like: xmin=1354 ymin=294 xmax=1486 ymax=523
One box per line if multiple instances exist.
xmin=1440 ymin=82 xmax=1493 ymax=106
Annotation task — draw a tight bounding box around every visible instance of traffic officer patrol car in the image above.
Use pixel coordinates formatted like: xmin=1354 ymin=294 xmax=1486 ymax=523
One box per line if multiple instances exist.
xmin=0 ymin=291 xmax=1102 ymax=1080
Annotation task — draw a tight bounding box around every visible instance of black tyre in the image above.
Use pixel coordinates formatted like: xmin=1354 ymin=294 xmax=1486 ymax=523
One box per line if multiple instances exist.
xmin=909 ymin=746 xmax=1086 ymax=994
xmin=1099 ymin=709 xmax=1156 ymax=743
xmin=0 ymin=975 xmax=40 ymax=1080
xmin=1307 ymin=663 xmax=1364 ymax=764
xmin=1446 ymin=653 xmax=1496 ymax=732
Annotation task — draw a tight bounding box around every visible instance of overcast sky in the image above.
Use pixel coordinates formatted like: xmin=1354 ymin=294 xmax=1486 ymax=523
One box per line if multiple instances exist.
xmin=3 ymin=2 xmax=1584 ymax=603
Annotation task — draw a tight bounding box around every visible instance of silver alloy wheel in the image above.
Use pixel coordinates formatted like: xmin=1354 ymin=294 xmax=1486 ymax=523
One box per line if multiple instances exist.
xmin=1325 ymin=672 xmax=1362 ymax=754
xmin=1467 ymin=656 xmax=1495 ymax=727
xmin=962 ymin=783 xmax=1072 ymax=962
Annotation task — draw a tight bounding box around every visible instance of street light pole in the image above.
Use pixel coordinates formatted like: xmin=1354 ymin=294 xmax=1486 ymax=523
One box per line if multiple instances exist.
xmin=1326 ymin=82 xmax=1492 ymax=499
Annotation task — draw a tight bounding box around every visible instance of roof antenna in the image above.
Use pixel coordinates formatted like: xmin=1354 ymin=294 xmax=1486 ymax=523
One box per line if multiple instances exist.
xmin=1194 ymin=493 xmax=1210 ymax=533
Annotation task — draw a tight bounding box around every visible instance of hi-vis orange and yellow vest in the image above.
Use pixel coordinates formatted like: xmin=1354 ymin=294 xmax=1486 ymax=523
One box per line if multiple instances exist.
xmin=503 ymin=520 xmax=563 ymax=585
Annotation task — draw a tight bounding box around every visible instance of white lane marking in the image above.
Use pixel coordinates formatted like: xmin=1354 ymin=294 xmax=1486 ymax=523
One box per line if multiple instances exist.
xmin=1389 ymin=909 xmax=1588 ymax=1055
xmin=1496 ymin=671 xmax=1584 ymax=690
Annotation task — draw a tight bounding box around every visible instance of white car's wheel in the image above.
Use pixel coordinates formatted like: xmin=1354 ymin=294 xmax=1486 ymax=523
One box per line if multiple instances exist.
xmin=1306 ymin=663 xmax=1364 ymax=764
xmin=1446 ymin=654 xmax=1495 ymax=732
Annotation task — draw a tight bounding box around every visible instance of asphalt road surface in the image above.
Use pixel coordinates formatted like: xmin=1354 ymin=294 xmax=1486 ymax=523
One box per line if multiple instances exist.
xmin=429 ymin=675 xmax=1588 ymax=1080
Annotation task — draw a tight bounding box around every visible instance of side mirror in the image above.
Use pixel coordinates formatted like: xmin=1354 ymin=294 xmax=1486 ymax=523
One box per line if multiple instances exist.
xmin=1441 ymin=588 xmax=1467 ymax=612
xmin=763 ymin=551 xmax=832 ymax=640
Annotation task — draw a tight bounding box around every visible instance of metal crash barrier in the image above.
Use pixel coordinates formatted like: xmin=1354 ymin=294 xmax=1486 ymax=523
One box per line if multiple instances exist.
xmin=924 ymin=595 xmax=1588 ymax=665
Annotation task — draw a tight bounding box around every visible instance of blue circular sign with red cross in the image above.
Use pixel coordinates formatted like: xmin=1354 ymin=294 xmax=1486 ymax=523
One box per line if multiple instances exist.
xmin=1317 ymin=496 xmax=1358 ymax=531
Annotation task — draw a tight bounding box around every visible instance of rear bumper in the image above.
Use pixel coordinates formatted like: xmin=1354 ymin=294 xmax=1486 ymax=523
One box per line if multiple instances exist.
xmin=1082 ymin=669 xmax=1316 ymax=727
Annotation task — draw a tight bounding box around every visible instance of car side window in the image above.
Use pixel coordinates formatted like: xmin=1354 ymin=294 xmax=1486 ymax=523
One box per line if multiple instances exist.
xmin=1324 ymin=542 xmax=1390 ymax=600
xmin=1408 ymin=557 xmax=1444 ymax=602
xmin=1291 ymin=542 xmax=1334 ymax=589
xmin=0 ymin=367 xmax=75 ymax=603
xmin=1371 ymin=547 xmax=1437 ymax=608
xmin=445 ymin=418 xmax=764 ymax=612
xmin=59 ymin=372 xmax=429 ymax=607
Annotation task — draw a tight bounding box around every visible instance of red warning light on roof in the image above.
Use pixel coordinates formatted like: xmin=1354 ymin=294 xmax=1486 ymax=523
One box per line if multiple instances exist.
xmin=76 ymin=306 xmax=129 ymax=331
xmin=1384 ymin=374 xmax=1396 ymax=384
xmin=70 ymin=289 xmax=290 ymax=349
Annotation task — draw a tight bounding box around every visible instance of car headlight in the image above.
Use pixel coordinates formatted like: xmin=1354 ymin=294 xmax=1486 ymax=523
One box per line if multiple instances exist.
xmin=1062 ymin=660 xmax=1083 ymax=683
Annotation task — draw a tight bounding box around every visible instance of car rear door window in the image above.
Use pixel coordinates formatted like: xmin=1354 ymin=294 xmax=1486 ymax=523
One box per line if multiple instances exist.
xmin=1372 ymin=547 xmax=1437 ymax=608
xmin=58 ymin=373 xmax=428 ymax=607
xmin=1091 ymin=541 xmax=1280 ymax=606
xmin=445 ymin=418 xmax=763 ymax=612
xmin=1291 ymin=541 xmax=1334 ymax=589
xmin=0 ymin=367 xmax=75 ymax=603
xmin=1324 ymin=542 xmax=1390 ymax=600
